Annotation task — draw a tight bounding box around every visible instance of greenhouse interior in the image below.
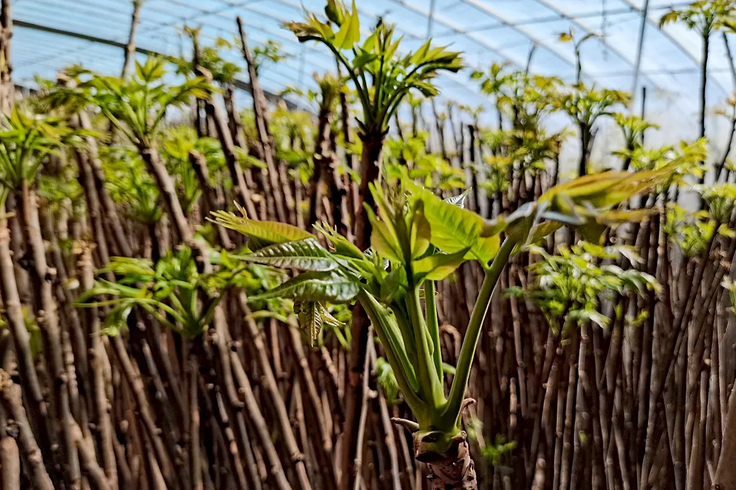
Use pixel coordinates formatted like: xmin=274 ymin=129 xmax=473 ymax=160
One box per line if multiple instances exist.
xmin=1 ymin=0 xmax=736 ymax=489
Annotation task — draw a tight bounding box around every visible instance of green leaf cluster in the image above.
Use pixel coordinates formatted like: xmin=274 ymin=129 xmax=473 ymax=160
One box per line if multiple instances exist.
xmin=285 ymin=0 xmax=462 ymax=137
xmin=664 ymin=204 xmax=719 ymax=256
xmin=660 ymin=0 xmax=736 ymax=36
xmin=478 ymin=128 xmax=565 ymax=195
xmin=615 ymin=114 xmax=659 ymax=154
xmin=536 ymin=165 xmax=677 ymax=243
xmin=554 ymin=82 xmax=629 ymax=132
xmin=472 ymin=64 xmax=563 ymax=131
xmin=0 ymin=107 xmax=93 ymax=195
xmin=159 ymin=126 xmax=231 ymax=215
xmin=480 ymin=436 xmax=517 ymax=468
xmin=508 ymin=242 xmax=659 ymax=335
xmin=49 ymin=57 xmax=216 ymax=148
xmin=384 ymin=132 xmax=466 ymax=190
xmin=76 ymin=246 xmax=278 ymax=338
xmin=696 ymin=182 xmax=736 ymax=223
xmin=174 ymin=28 xmax=241 ymax=85
xmin=101 ymin=146 xmax=162 ymax=225
xmin=213 ymin=165 xmax=671 ymax=451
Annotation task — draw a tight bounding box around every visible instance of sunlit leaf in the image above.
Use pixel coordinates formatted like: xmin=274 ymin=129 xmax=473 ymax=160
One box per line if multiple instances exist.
xmin=325 ymin=0 xmax=346 ymax=25
xmin=410 ymin=40 xmax=431 ymax=65
xmin=558 ymin=32 xmax=573 ymax=42
xmin=314 ymin=222 xmax=365 ymax=259
xmin=659 ymin=10 xmax=679 ymax=26
xmin=413 ymin=248 xmax=469 ymax=281
xmin=540 ymin=165 xmax=674 ymax=210
xmin=210 ymin=208 xmax=315 ymax=249
xmin=249 ymin=271 xmax=359 ymax=303
xmin=380 ymin=267 xmax=408 ymax=302
xmin=594 ymin=208 xmax=658 ymax=225
xmin=366 ymin=204 xmax=403 ymax=262
xmin=233 ymin=238 xmax=338 ymax=271
xmin=406 ymin=180 xmax=500 ymax=267
xmin=410 ymin=201 xmax=431 ymax=259
xmin=332 ymin=0 xmax=360 ymax=49
xmin=530 ymin=221 xmax=563 ymax=243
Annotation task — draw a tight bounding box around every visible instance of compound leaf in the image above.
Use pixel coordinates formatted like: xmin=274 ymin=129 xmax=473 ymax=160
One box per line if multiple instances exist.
xmin=210 ymin=209 xmax=315 ymax=249
xmin=234 ymin=238 xmax=338 ymax=271
xmin=250 ymin=271 xmax=359 ymax=303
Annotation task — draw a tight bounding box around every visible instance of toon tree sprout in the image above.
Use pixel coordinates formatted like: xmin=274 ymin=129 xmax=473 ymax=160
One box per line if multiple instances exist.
xmin=210 ymin=163 xmax=676 ymax=489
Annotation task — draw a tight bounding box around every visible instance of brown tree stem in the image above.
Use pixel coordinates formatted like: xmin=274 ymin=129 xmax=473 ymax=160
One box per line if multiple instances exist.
xmin=0 ymin=436 xmax=20 ymax=490
xmin=0 ymin=370 xmax=55 ymax=490
xmin=236 ymin=16 xmax=287 ymax=223
xmin=110 ymin=334 xmax=177 ymax=489
xmin=0 ymin=0 xmax=12 ymax=114
xmin=713 ymin=378 xmax=736 ymax=489
xmin=121 ymin=0 xmax=142 ymax=78
xmin=0 ymin=205 xmax=56 ymax=469
xmin=22 ymin=189 xmax=81 ymax=488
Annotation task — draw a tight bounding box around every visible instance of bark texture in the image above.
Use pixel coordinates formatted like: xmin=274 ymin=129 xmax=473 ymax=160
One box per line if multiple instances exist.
xmin=426 ymin=440 xmax=477 ymax=490
xmin=0 ymin=0 xmax=12 ymax=114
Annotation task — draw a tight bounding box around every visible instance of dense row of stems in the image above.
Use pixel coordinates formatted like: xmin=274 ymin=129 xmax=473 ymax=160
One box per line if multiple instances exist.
xmin=0 ymin=1 xmax=735 ymax=489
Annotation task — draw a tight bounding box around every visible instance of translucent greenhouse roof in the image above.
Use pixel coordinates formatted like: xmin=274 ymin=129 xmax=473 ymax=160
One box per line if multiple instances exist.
xmin=11 ymin=0 xmax=736 ymax=139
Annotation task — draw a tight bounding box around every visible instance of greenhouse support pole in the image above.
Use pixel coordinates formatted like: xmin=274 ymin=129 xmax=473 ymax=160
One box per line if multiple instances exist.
xmin=631 ymin=0 xmax=650 ymax=99
xmin=426 ymin=0 xmax=437 ymax=38
xmin=640 ymin=86 xmax=647 ymax=147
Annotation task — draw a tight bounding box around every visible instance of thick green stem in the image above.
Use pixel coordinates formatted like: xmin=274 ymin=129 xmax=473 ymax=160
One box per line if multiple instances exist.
xmin=441 ymin=238 xmax=515 ymax=427
xmin=359 ymin=290 xmax=428 ymax=422
xmin=425 ymin=280 xmax=442 ymax=380
xmin=394 ymin=202 xmax=442 ymax=407
xmin=405 ymin=287 xmax=444 ymax=407
xmin=392 ymin=310 xmax=419 ymax=376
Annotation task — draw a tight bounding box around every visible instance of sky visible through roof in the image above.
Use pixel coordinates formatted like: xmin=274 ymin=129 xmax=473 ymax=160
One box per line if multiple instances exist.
xmin=11 ymin=0 xmax=736 ymax=161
